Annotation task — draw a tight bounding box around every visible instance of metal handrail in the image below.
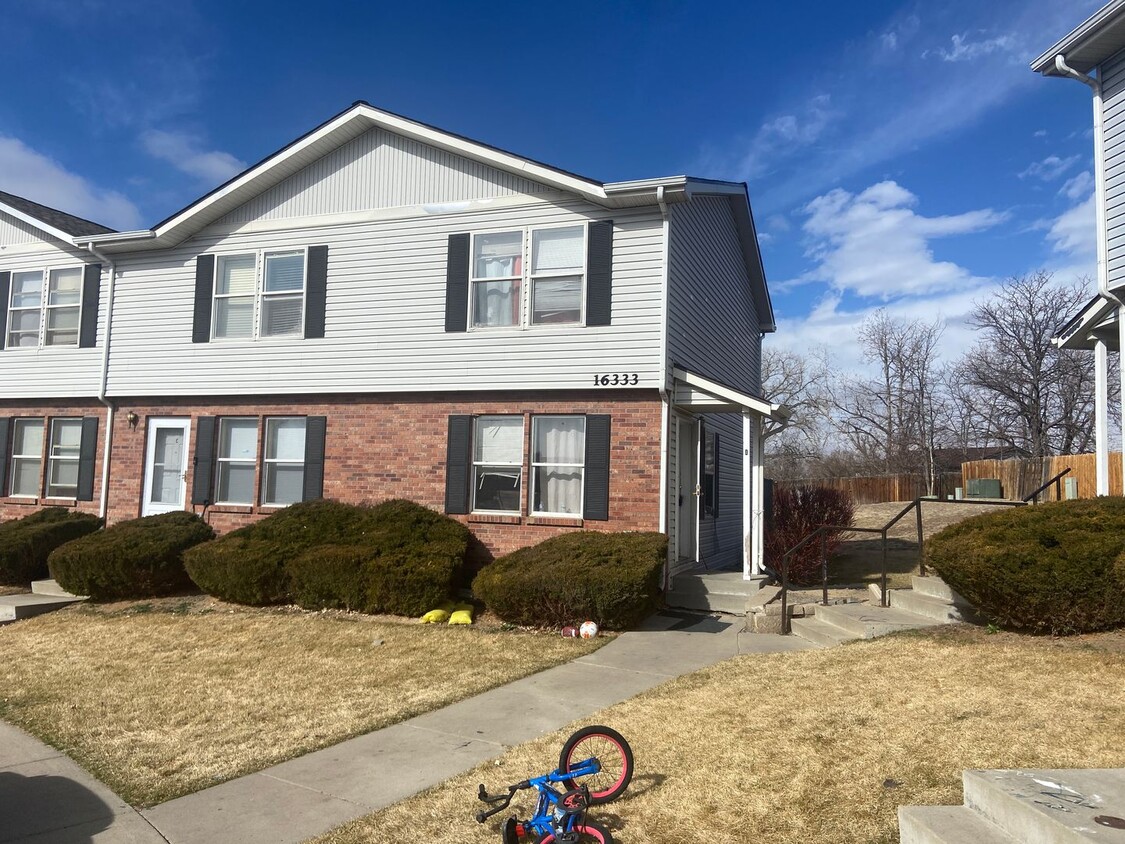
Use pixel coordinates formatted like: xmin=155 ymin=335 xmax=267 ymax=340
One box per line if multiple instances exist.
xmin=774 ymin=475 xmax=1069 ymax=634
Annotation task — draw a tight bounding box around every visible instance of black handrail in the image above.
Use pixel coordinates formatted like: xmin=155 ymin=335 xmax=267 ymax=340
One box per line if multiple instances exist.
xmin=774 ymin=476 xmax=1069 ymax=634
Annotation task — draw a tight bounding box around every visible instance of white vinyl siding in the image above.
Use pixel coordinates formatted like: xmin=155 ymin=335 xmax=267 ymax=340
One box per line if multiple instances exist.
xmin=1100 ymin=49 xmax=1125 ymax=289
xmin=9 ymin=418 xmax=44 ymax=497
xmin=530 ymin=416 xmax=585 ymax=516
xmin=667 ymin=196 xmax=762 ymax=395
xmin=472 ymin=416 xmax=523 ymax=513
xmin=213 ymin=127 xmax=552 ymax=226
xmin=106 ymin=198 xmax=663 ymax=395
xmin=45 ymin=418 xmax=82 ymax=498
xmin=262 ymin=418 xmax=306 ymax=506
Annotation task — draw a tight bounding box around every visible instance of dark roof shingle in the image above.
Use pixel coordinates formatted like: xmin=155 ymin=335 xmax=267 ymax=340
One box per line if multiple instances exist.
xmin=0 ymin=190 xmax=116 ymax=238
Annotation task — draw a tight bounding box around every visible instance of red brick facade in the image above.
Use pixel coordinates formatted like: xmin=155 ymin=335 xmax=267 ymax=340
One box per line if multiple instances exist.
xmin=0 ymin=390 xmax=663 ymax=563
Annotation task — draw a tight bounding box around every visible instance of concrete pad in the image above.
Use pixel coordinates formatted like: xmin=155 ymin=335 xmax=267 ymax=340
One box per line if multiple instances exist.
xmin=143 ymin=770 xmax=363 ymax=844
xmin=407 ymin=661 xmax=665 ymax=747
xmin=576 ymin=629 xmax=740 ymax=675
xmin=264 ymin=721 xmax=499 ymax=808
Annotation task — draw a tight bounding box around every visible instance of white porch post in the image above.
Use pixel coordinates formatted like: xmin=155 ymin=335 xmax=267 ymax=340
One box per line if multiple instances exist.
xmin=743 ymin=411 xmax=752 ymax=578
xmin=753 ymin=415 xmax=765 ymax=577
xmin=1096 ymin=338 xmax=1110 ymax=496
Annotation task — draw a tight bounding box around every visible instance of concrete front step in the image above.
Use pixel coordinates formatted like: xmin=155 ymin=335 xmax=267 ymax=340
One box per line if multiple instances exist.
xmin=665 ymin=589 xmax=750 ymax=615
xmin=899 ymin=805 xmax=1019 ymax=844
xmin=788 ymin=616 xmax=855 ymax=647
xmin=911 ymin=575 xmax=969 ymax=604
xmin=962 ymin=768 xmax=1125 ymax=844
xmin=31 ymin=578 xmax=86 ymax=598
xmin=814 ymin=602 xmax=942 ymax=639
xmin=888 ymin=589 xmax=967 ymax=623
xmin=0 ymin=592 xmax=85 ymax=623
xmin=666 ymin=572 xmax=769 ymax=615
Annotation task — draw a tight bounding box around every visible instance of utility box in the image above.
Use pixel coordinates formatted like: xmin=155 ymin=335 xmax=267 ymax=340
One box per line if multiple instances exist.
xmin=967 ymin=478 xmax=1002 ymax=499
xmin=1064 ymin=477 xmax=1079 ymax=500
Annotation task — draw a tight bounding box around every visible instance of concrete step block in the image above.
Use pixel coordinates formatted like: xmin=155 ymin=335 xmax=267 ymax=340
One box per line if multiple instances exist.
xmin=889 ymin=589 xmax=965 ymax=623
xmin=31 ymin=579 xmax=87 ymax=598
xmin=963 ymin=768 xmax=1125 ymax=844
xmin=0 ymin=592 xmax=84 ymax=623
xmin=912 ymin=576 xmax=969 ymax=604
xmin=747 ymin=584 xmax=782 ymax=611
xmin=898 ymin=805 xmax=1019 ymax=844
xmin=789 ymin=617 xmax=857 ymax=647
xmin=815 ymin=602 xmax=941 ymax=639
xmin=664 ymin=590 xmax=748 ymax=615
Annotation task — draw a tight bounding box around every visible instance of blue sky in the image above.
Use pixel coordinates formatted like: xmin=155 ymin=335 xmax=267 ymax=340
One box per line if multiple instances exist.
xmin=0 ymin=0 xmax=1105 ymax=371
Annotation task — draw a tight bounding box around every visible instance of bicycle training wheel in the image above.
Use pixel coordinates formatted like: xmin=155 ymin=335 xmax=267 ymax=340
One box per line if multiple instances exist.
xmin=535 ymin=819 xmax=615 ymax=844
xmin=558 ymin=725 xmax=634 ymax=805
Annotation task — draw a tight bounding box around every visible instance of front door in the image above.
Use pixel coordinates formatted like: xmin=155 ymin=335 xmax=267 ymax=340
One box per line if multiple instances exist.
xmin=142 ymin=418 xmax=191 ymax=516
xmin=676 ymin=415 xmax=698 ymax=562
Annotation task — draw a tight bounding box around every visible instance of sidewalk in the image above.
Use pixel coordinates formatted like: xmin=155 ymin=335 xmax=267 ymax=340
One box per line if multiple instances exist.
xmin=2 ymin=612 xmax=811 ymax=844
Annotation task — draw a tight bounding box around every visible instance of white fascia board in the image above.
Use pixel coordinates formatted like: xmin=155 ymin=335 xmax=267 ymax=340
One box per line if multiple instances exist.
xmin=1054 ymin=295 xmax=1117 ymax=349
xmin=0 ymin=201 xmax=78 ymax=246
xmin=671 ymin=366 xmax=788 ymax=420
xmin=1031 ymin=0 xmax=1125 ymax=74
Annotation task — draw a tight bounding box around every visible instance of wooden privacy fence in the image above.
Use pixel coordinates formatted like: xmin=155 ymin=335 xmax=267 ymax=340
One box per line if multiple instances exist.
xmin=961 ymin=453 xmax=1123 ymax=500
xmin=775 ymin=472 xmax=963 ymax=505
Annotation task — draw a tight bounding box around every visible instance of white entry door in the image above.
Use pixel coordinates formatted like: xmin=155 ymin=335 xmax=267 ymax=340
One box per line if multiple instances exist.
xmin=142 ymin=418 xmax=191 ymax=516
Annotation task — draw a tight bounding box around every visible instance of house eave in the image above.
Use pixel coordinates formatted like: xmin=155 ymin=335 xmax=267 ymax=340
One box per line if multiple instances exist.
xmin=1032 ymin=0 xmax=1125 ymax=75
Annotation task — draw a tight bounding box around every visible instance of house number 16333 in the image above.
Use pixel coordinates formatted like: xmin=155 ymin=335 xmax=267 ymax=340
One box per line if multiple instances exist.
xmin=594 ymin=373 xmax=639 ymax=386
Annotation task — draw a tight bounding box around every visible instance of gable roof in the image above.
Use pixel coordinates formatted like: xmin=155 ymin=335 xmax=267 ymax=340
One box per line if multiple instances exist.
xmin=1032 ymin=0 xmax=1125 ymax=75
xmin=0 ymin=190 xmax=116 ymax=243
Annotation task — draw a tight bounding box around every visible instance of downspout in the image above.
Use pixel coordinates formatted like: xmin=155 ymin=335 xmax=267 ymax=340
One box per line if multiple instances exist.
xmin=656 ymin=185 xmax=673 ymax=590
xmin=83 ymin=241 xmax=117 ymax=520
xmin=1055 ymin=54 xmax=1117 ymax=494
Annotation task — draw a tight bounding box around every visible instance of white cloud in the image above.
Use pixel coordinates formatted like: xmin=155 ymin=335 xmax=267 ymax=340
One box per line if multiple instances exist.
xmin=1060 ymin=170 xmax=1094 ymax=201
xmin=794 ymin=180 xmax=1007 ymax=298
xmin=932 ymin=31 xmax=1016 ymax=63
xmin=1034 ymin=129 xmax=1048 ymax=138
xmin=1019 ymin=154 xmax=1080 ymax=181
xmin=1045 ymin=193 xmax=1096 ymax=258
xmin=740 ymin=94 xmax=840 ymax=179
xmin=0 ymin=135 xmax=141 ymax=230
xmin=140 ymin=129 xmax=245 ymax=183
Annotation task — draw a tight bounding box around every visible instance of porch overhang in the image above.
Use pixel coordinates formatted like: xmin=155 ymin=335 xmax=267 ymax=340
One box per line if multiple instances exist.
xmin=1054 ymin=293 xmax=1121 ymax=351
xmin=670 ymin=366 xmax=790 ymax=425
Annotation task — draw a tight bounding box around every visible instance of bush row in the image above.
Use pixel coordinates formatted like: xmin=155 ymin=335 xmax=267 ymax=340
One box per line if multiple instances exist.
xmin=0 ymin=508 xmax=102 ymax=584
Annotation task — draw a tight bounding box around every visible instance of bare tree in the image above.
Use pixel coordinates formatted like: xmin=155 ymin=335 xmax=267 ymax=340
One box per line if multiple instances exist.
xmin=958 ymin=273 xmax=1108 ymax=458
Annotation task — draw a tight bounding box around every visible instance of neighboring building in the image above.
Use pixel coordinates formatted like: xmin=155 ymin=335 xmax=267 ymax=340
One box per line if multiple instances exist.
xmin=0 ymin=102 xmax=786 ymax=580
xmin=1035 ymin=1 xmax=1125 ymax=495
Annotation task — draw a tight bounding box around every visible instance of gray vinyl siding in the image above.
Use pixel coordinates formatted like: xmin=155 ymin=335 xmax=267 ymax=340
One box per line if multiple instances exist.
xmin=1102 ymin=49 xmax=1125 ymax=287
xmin=0 ymin=243 xmax=106 ymax=398
xmin=215 ymin=128 xmax=552 ymax=226
xmin=666 ymin=196 xmax=761 ymax=394
xmin=697 ymin=412 xmax=743 ymax=569
xmin=106 ymin=199 xmax=663 ymax=396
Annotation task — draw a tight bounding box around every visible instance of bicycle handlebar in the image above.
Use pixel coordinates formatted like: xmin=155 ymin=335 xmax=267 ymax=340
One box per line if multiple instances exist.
xmin=475 ymin=780 xmax=531 ymax=823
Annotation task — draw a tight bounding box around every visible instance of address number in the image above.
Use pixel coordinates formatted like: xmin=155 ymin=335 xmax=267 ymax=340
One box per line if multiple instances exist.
xmin=594 ymin=373 xmax=639 ymax=386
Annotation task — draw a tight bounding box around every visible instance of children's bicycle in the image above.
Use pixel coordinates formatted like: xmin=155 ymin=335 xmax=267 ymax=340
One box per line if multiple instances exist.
xmin=476 ymin=725 xmax=634 ymax=843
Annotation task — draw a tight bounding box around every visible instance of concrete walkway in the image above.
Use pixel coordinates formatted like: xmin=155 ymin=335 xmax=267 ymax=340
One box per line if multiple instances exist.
xmin=3 ymin=612 xmax=811 ymax=844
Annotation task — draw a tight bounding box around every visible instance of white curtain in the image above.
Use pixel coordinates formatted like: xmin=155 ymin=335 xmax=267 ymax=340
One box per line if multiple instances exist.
xmin=535 ymin=417 xmax=585 ymax=514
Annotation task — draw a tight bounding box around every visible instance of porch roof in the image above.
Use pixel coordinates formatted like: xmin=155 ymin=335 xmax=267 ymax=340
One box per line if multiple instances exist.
xmin=1054 ymin=294 xmax=1121 ymax=351
xmin=671 ymin=366 xmax=791 ymax=422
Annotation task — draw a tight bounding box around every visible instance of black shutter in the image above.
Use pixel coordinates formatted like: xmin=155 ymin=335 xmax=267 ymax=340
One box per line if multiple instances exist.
xmin=0 ymin=272 xmax=9 ymax=351
xmin=583 ymin=414 xmax=611 ymax=520
xmin=444 ymin=233 xmax=470 ymax=332
xmin=0 ymin=417 xmax=10 ymax=497
xmin=79 ymin=263 xmax=101 ymax=348
xmin=304 ymin=246 xmax=328 ymax=339
xmin=303 ymin=416 xmax=327 ymax=500
xmin=76 ymin=417 xmax=99 ymax=501
xmin=585 ymin=220 xmax=613 ymax=327
xmin=444 ymin=415 xmax=472 ymax=514
xmin=192 ymin=255 xmax=215 ymax=343
xmin=191 ymin=417 xmax=217 ymax=505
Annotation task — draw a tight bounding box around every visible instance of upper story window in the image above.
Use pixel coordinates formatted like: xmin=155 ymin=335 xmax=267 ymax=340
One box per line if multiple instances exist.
xmin=213 ymin=249 xmax=306 ymax=341
xmin=470 ymin=225 xmax=585 ymax=329
xmin=5 ymin=267 xmax=83 ymax=349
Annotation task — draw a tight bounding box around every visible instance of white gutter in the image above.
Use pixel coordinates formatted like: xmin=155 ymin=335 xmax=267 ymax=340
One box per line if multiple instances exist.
xmin=83 ymin=241 xmax=117 ymax=519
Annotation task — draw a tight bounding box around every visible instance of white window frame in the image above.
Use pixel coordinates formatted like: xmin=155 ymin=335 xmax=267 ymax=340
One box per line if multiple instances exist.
xmin=530 ymin=415 xmax=586 ymax=517
xmin=210 ymin=247 xmax=307 ymax=342
xmin=261 ymin=417 xmax=307 ymax=508
xmin=8 ymin=417 xmax=44 ymax=498
xmin=214 ymin=417 xmax=260 ymax=505
xmin=4 ymin=266 xmax=85 ymax=350
xmin=45 ymin=418 xmax=82 ymax=499
xmin=471 ymin=415 xmax=524 ymax=515
xmin=468 ymin=223 xmax=587 ymax=331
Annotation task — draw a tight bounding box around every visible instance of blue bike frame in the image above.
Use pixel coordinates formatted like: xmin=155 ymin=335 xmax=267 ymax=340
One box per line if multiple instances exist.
xmin=476 ymin=755 xmax=602 ymax=838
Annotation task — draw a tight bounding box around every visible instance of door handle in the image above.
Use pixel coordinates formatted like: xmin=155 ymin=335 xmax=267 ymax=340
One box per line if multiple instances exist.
xmin=678 ymin=495 xmax=684 ymax=506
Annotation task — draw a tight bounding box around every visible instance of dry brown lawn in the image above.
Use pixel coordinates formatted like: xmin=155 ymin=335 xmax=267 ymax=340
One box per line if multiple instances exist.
xmin=0 ymin=597 xmax=603 ymax=807
xmin=830 ymin=500 xmax=1017 ymax=589
xmin=311 ymin=625 xmax=1125 ymax=844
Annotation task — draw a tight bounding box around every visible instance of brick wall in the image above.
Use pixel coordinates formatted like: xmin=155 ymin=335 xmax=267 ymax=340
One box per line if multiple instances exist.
xmin=2 ymin=390 xmax=663 ymax=564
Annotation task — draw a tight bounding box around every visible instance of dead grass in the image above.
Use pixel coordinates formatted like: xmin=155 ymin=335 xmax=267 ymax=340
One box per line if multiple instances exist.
xmin=830 ymin=501 xmax=1016 ymax=589
xmin=0 ymin=585 xmax=27 ymax=596
xmin=0 ymin=596 xmax=604 ymax=806
xmin=311 ymin=625 xmax=1125 ymax=844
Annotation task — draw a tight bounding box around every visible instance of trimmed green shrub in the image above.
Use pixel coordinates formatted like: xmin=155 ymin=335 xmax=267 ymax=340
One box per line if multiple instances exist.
xmin=927 ymin=498 xmax=1125 ymax=635
xmin=764 ymin=485 xmax=856 ymax=586
xmin=0 ymin=508 xmax=102 ymax=584
xmin=48 ymin=511 xmax=213 ymax=600
xmin=473 ymin=531 xmax=667 ymax=629
xmin=184 ymin=499 xmax=470 ymax=614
